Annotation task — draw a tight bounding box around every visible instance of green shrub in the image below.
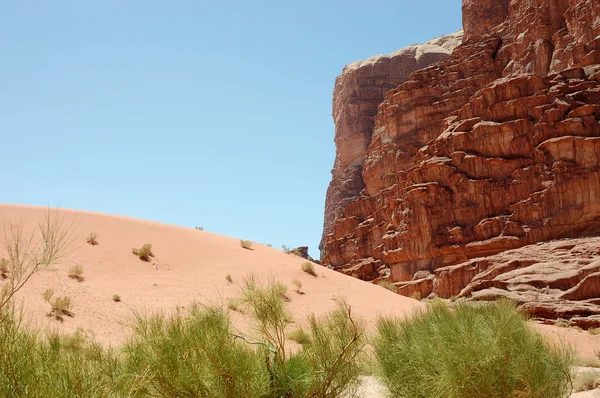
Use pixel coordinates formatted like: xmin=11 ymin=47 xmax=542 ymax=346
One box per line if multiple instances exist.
xmin=239 ymin=278 xmax=364 ymax=397
xmin=112 ymin=294 xmax=121 ymax=302
xmin=301 ymin=262 xmax=317 ymax=277
xmin=132 ymin=244 xmax=153 ymax=262
xmin=374 ymin=300 xmax=573 ymax=398
xmin=122 ymin=305 xmax=270 ymax=397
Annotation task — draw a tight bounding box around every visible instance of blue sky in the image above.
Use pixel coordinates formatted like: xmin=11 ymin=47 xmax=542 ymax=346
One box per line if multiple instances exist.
xmin=0 ymin=1 xmax=462 ymax=257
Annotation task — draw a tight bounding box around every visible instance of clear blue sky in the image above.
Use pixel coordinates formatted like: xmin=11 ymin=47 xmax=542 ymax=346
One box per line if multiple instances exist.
xmin=0 ymin=1 xmax=462 ymax=258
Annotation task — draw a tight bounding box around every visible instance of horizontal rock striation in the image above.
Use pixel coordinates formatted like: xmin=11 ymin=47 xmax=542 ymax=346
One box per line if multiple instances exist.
xmin=321 ymin=0 xmax=600 ymax=322
xmin=395 ymin=237 xmax=600 ymax=329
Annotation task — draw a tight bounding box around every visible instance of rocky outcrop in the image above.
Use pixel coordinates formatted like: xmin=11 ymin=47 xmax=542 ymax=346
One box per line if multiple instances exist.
xmin=321 ymin=0 xmax=600 ymax=321
xmin=321 ymin=31 xmax=463 ymax=252
xmin=393 ymin=237 xmax=600 ymax=328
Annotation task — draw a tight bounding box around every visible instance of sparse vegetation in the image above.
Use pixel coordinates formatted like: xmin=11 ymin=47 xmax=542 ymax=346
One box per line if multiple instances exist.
xmin=68 ymin=265 xmax=84 ymax=282
xmin=301 ymin=262 xmax=317 ymax=277
xmin=132 ymin=244 xmax=154 ymax=262
xmin=195 ymin=226 xmax=204 ymax=230
xmin=590 ymin=328 xmax=600 ymax=335
xmin=43 ymin=289 xmax=73 ymax=321
xmin=282 ymin=244 xmax=291 ymax=252
xmin=374 ymin=300 xmax=573 ymax=398
xmin=86 ymin=232 xmax=98 ymax=245
xmin=376 ymin=279 xmax=396 ymax=292
xmin=112 ymin=294 xmax=121 ymax=302
xmin=226 ymin=274 xmax=233 ymax=284
xmin=292 ymin=278 xmax=304 ymax=294
xmin=240 ymin=240 xmax=253 ymax=250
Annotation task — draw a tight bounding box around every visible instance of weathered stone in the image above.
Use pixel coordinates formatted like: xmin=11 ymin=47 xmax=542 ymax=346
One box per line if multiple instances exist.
xmin=320 ymin=31 xmax=463 ymax=252
xmin=321 ymin=0 xmax=600 ymax=324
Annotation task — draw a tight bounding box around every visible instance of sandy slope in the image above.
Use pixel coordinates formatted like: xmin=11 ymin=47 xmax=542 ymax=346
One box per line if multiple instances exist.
xmin=1 ymin=204 xmax=599 ymax=364
xmin=0 ymin=205 xmax=424 ymax=346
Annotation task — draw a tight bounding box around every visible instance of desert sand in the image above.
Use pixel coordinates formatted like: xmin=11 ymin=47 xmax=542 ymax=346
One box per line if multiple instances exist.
xmin=0 ymin=204 xmax=599 ymax=365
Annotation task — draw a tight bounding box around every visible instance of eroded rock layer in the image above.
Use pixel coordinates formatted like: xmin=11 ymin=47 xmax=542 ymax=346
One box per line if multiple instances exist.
xmin=321 ymin=0 xmax=600 ymax=319
xmin=394 ymin=236 xmax=600 ymax=329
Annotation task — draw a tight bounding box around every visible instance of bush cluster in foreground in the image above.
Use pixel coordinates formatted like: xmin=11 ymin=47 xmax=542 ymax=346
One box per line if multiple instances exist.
xmin=374 ymin=300 xmax=573 ymax=398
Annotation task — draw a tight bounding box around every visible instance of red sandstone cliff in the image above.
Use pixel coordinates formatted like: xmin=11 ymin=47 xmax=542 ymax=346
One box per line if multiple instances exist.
xmin=321 ymin=32 xmax=463 ymax=251
xmin=321 ymin=0 xmax=600 ymax=322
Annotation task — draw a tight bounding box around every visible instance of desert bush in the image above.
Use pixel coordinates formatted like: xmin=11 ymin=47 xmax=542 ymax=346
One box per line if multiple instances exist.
xmin=376 ymin=279 xmax=396 ymax=292
xmin=239 ymin=277 xmax=364 ymax=397
xmin=374 ymin=300 xmax=573 ymax=398
xmin=112 ymin=294 xmax=121 ymax=302
xmin=132 ymin=244 xmax=153 ymax=262
xmin=86 ymin=232 xmax=98 ymax=245
xmin=0 ymin=208 xmax=76 ymax=323
xmin=301 ymin=262 xmax=317 ymax=277
xmin=121 ymin=305 xmax=270 ymax=397
xmin=68 ymin=265 xmax=84 ymax=282
xmin=292 ymin=278 xmax=304 ymax=294
xmin=43 ymin=289 xmax=73 ymax=321
xmin=226 ymin=274 xmax=233 ymax=284
xmin=0 ymin=315 xmax=119 ymax=398
xmin=240 ymin=240 xmax=253 ymax=250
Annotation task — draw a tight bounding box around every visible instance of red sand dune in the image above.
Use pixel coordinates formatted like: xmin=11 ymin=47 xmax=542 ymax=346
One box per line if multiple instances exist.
xmin=0 ymin=204 xmax=598 ymax=362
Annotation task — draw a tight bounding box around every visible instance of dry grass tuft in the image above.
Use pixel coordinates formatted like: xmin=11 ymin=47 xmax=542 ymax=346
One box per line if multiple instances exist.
xmin=43 ymin=288 xmax=73 ymax=321
xmin=68 ymin=265 xmax=84 ymax=282
xmin=86 ymin=232 xmax=98 ymax=246
xmin=301 ymin=262 xmax=317 ymax=277
xmin=132 ymin=244 xmax=154 ymax=262
xmin=240 ymin=240 xmax=253 ymax=250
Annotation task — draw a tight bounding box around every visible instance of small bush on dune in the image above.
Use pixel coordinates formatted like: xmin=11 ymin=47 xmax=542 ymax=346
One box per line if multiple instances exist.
xmin=240 ymin=240 xmax=253 ymax=250
xmin=43 ymin=289 xmax=73 ymax=321
xmin=132 ymin=244 xmax=153 ymax=262
xmin=112 ymin=294 xmax=121 ymax=302
xmin=301 ymin=262 xmax=317 ymax=277
xmin=68 ymin=265 xmax=84 ymax=282
xmin=374 ymin=300 xmax=573 ymax=398
xmin=86 ymin=232 xmax=98 ymax=246
xmin=292 ymin=278 xmax=304 ymax=294
xmin=226 ymin=274 xmax=233 ymax=284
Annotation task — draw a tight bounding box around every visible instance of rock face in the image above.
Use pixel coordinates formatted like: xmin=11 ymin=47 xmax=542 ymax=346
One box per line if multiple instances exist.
xmin=321 ymin=0 xmax=600 ymax=321
xmin=396 ymin=237 xmax=600 ymax=329
xmin=321 ymin=31 xmax=464 ymax=252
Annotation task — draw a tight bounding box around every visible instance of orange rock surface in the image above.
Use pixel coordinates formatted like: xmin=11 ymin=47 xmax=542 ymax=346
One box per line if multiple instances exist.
xmin=321 ymin=0 xmax=600 ymax=321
